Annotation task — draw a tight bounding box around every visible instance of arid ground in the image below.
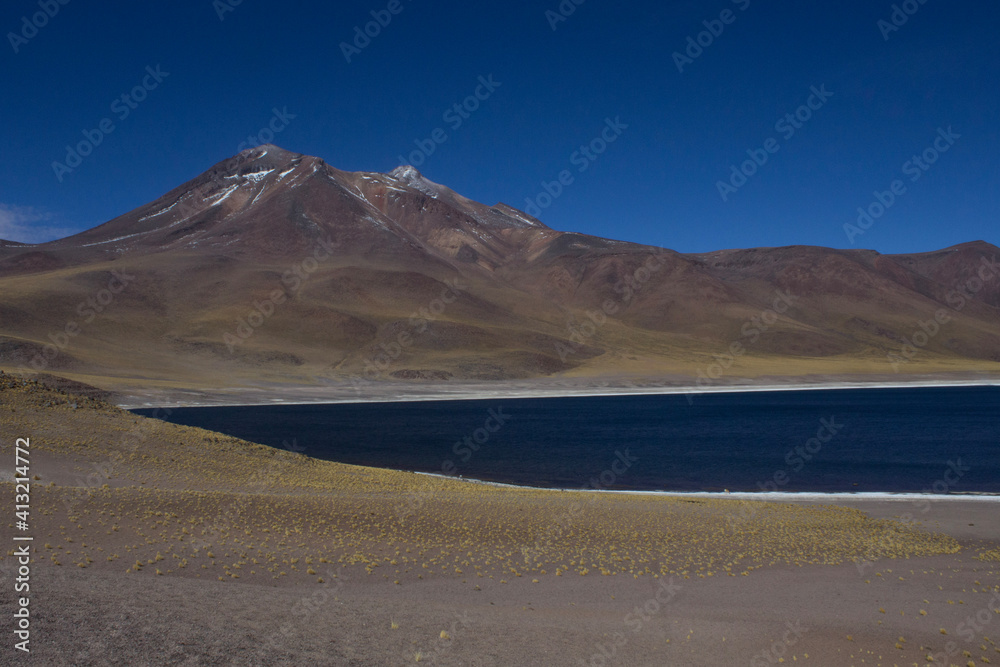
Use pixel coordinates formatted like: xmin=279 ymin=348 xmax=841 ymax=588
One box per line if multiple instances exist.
xmin=2 ymin=373 xmax=998 ymax=666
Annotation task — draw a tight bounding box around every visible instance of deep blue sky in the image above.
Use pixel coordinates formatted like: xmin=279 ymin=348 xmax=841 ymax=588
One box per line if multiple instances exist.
xmin=2 ymin=0 xmax=997 ymax=253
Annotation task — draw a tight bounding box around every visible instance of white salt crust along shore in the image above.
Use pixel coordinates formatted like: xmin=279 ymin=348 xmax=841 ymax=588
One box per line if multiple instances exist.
xmin=119 ymin=378 xmax=1000 ymax=409
xmin=407 ymin=470 xmax=1000 ymax=501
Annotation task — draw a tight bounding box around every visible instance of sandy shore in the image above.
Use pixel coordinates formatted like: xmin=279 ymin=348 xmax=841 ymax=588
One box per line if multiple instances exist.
xmin=2 ymin=373 xmax=998 ymax=666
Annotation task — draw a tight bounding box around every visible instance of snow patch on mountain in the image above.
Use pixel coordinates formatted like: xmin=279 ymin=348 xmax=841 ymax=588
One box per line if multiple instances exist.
xmin=79 ymin=230 xmax=154 ymax=247
xmin=138 ymin=199 xmax=181 ymax=221
xmin=246 ymin=169 xmax=275 ymax=183
xmin=208 ymin=184 xmax=240 ymax=206
xmin=248 ymin=184 xmax=268 ymax=207
xmin=388 ymin=165 xmax=439 ymax=198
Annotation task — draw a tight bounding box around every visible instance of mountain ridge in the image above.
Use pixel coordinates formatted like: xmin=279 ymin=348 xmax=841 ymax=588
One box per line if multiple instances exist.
xmin=0 ymin=145 xmax=997 ymax=393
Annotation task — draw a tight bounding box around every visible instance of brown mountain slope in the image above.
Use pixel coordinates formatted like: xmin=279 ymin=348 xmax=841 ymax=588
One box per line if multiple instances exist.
xmin=0 ymin=145 xmax=997 ymax=395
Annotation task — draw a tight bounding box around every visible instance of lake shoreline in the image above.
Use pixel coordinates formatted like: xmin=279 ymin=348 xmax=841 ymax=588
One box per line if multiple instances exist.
xmin=119 ymin=376 xmax=1000 ymax=409
xmin=133 ymin=383 xmax=1000 ymax=497
xmin=405 ymin=470 xmax=1000 ymax=501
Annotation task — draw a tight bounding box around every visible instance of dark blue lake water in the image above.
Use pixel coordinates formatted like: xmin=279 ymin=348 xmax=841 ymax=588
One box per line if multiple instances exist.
xmin=133 ymin=386 xmax=1000 ymax=493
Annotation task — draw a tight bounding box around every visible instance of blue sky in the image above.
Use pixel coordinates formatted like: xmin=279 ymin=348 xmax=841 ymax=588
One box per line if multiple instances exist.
xmin=2 ymin=0 xmax=997 ymax=253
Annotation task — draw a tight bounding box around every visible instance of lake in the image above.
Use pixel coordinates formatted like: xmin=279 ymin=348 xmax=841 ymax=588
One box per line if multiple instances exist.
xmin=133 ymin=385 xmax=1000 ymax=494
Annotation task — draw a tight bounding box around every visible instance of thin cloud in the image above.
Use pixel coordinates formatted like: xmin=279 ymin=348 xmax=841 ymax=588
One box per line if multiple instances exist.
xmin=0 ymin=204 xmax=74 ymax=243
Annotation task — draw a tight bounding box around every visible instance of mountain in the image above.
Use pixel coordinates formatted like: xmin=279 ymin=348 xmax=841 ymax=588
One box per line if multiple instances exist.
xmin=0 ymin=145 xmax=998 ymax=397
